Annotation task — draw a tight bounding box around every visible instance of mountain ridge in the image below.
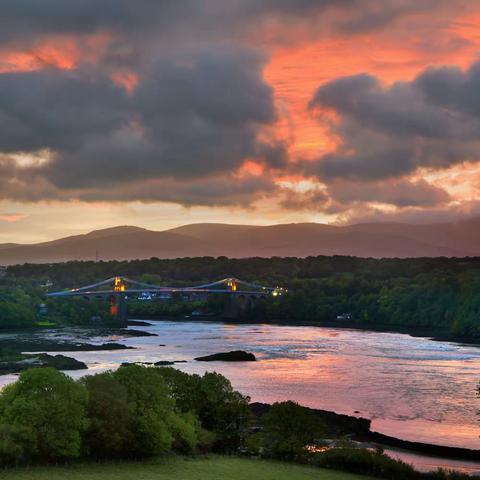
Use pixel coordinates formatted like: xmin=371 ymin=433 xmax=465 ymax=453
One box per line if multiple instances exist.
xmin=1 ymin=219 xmax=479 ymax=265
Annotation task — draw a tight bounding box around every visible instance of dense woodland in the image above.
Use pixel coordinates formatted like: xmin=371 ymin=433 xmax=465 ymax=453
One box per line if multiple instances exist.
xmin=3 ymin=256 xmax=480 ymax=337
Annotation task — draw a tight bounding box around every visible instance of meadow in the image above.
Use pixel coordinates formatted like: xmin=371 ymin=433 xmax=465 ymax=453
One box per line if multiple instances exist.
xmin=0 ymin=456 xmax=373 ymax=480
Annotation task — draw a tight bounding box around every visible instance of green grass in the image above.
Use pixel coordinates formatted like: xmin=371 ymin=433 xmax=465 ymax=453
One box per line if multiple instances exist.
xmin=1 ymin=455 xmax=375 ymax=480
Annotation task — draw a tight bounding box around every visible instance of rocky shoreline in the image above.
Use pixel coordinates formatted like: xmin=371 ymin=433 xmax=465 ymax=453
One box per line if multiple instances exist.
xmin=0 ymin=337 xmax=134 ymax=375
xmin=250 ymin=402 xmax=480 ymax=462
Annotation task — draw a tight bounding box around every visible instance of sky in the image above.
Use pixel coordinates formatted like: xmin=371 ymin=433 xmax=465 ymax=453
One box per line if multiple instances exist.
xmin=2 ymin=1 xmax=480 ymax=243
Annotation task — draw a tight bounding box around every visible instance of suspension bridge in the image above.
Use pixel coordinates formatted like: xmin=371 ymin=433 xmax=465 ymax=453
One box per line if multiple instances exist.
xmin=47 ymin=277 xmax=286 ymax=324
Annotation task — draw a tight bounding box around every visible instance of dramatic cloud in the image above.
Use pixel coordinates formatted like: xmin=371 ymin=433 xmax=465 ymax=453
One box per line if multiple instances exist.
xmin=0 ymin=47 xmax=285 ymax=204
xmin=0 ymin=1 xmax=415 ymax=43
xmin=308 ymin=61 xmax=480 ymax=181
xmin=0 ymin=0 xmax=480 ymax=236
xmin=0 ymin=68 xmax=129 ymax=153
xmin=327 ymin=179 xmax=450 ymax=207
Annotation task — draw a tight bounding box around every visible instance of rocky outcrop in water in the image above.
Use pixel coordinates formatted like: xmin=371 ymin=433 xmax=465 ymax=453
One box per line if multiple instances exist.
xmin=194 ymin=350 xmax=256 ymax=362
xmin=0 ymin=353 xmax=87 ymax=375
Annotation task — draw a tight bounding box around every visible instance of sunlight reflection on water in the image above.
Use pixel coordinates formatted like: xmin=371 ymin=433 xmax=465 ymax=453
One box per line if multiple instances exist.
xmin=1 ymin=320 xmax=479 ymax=451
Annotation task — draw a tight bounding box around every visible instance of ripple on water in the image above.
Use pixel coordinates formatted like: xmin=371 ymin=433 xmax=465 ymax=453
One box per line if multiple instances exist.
xmin=1 ymin=321 xmax=479 ymax=451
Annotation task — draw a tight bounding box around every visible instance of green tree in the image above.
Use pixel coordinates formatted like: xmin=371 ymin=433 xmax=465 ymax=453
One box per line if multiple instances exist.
xmin=0 ymin=368 xmax=88 ymax=462
xmin=262 ymin=401 xmax=325 ymax=459
xmin=112 ymin=365 xmax=175 ymax=456
xmin=112 ymin=365 xmax=203 ymax=456
xmin=82 ymin=372 xmax=136 ymax=458
xmin=157 ymin=368 xmax=250 ymax=452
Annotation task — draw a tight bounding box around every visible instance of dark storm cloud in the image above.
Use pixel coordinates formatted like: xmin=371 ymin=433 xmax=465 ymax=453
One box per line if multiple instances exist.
xmin=335 ymin=0 xmax=447 ymax=34
xmin=327 ymin=179 xmax=450 ymax=207
xmin=0 ymin=48 xmax=285 ymax=204
xmin=76 ymin=174 xmax=277 ymax=206
xmin=307 ymin=61 xmax=480 ymax=181
xmin=0 ymin=0 xmax=442 ymax=47
xmin=40 ymin=48 xmax=284 ymax=189
xmin=280 ymin=188 xmax=330 ymax=211
xmin=280 ymin=178 xmax=450 ymax=213
xmin=0 ymin=68 xmax=129 ymax=153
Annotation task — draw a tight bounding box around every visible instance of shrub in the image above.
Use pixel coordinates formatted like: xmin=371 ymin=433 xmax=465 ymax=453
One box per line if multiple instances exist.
xmin=312 ymin=448 xmax=418 ymax=479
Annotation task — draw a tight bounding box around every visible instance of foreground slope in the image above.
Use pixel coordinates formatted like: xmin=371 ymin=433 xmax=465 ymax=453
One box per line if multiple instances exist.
xmin=2 ymin=218 xmax=480 ymax=264
xmin=2 ymin=456 xmax=373 ymax=480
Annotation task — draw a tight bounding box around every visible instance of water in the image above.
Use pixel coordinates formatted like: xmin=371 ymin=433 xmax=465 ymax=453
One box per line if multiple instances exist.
xmin=1 ymin=320 xmax=479 ymax=470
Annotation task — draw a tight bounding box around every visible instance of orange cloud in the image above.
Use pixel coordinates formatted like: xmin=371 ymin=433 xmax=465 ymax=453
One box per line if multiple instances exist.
xmin=0 ymin=213 xmax=28 ymax=222
xmin=0 ymin=32 xmax=113 ymax=73
xmin=264 ymin=8 xmax=480 ymax=162
xmin=236 ymin=160 xmax=265 ymax=177
xmin=110 ymin=71 xmax=139 ymax=93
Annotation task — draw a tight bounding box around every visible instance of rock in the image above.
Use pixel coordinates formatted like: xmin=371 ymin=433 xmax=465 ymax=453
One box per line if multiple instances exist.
xmin=154 ymin=360 xmax=175 ymax=366
xmin=127 ymin=320 xmax=152 ymax=327
xmin=38 ymin=354 xmax=87 ymax=370
xmin=0 ymin=339 xmax=132 ymax=352
xmin=0 ymin=353 xmax=87 ymax=374
xmin=120 ymin=328 xmax=157 ymax=337
xmin=194 ymin=350 xmax=256 ymax=362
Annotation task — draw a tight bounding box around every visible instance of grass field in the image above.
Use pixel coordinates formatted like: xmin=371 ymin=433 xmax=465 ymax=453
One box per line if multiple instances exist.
xmin=1 ymin=456 xmax=374 ymax=480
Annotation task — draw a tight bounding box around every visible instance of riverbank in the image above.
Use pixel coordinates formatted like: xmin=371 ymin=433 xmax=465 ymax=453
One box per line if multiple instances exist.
xmin=251 ymin=403 xmax=480 ymax=467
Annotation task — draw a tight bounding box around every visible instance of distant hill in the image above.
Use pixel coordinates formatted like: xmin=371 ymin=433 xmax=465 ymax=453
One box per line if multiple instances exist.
xmin=2 ymin=218 xmax=480 ymax=265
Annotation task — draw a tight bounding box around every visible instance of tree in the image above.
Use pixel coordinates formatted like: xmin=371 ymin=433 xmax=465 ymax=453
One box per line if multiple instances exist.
xmin=262 ymin=401 xmax=325 ymax=459
xmin=157 ymin=368 xmax=251 ymax=452
xmin=0 ymin=368 xmax=88 ymax=462
xmin=82 ymin=372 xmax=136 ymax=458
xmin=112 ymin=365 xmax=203 ymax=456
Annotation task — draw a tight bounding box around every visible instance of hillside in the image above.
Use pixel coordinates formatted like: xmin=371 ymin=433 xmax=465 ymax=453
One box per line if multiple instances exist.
xmin=1 ymin=218 xmax=480 ymax=265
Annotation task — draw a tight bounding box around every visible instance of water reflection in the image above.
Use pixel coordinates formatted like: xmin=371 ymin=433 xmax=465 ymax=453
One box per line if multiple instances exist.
xmin=1 ymin=320 xmax=479 ymax=450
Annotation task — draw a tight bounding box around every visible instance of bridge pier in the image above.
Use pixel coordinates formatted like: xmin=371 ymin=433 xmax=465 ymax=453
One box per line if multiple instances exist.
xmin=110 ymin=293 xmax=128 ymax=327
xmin=116 ymin=293 xmax=128 ymax=327
xmin=221 ymin=294 xmax=255 ymax=319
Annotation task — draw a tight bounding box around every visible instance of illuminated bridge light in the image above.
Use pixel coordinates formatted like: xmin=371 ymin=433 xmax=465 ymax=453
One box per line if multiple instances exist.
xmin=114 ymin=277 xmax=126 ymax=292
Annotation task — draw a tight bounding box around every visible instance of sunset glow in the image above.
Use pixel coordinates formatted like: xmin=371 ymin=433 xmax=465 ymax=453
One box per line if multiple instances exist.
xmin=2 ymin=1 xmax=480 ymax=242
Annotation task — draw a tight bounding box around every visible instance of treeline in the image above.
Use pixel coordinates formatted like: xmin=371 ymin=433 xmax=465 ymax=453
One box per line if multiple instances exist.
xmin=0 ymin=365 xmax=249 ymax=464
xmin=5 ymin=256 xmax=480 ymax=336
xmin=9 ymin=256 xmax=480 ymax=287
xmin=0 ymin=282 xmax=113 ymax=328
xmin=248 ymin=272 xmax=480 ymax=337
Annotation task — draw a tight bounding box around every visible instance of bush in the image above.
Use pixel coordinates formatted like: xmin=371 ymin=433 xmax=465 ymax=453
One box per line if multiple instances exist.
xmin=312 ymin=448 xmax=418 ymax=479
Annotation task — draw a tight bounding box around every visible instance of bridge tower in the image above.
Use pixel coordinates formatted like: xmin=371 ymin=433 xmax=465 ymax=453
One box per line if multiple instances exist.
xmin=110 ymin=277 xmax=128 ymax=326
